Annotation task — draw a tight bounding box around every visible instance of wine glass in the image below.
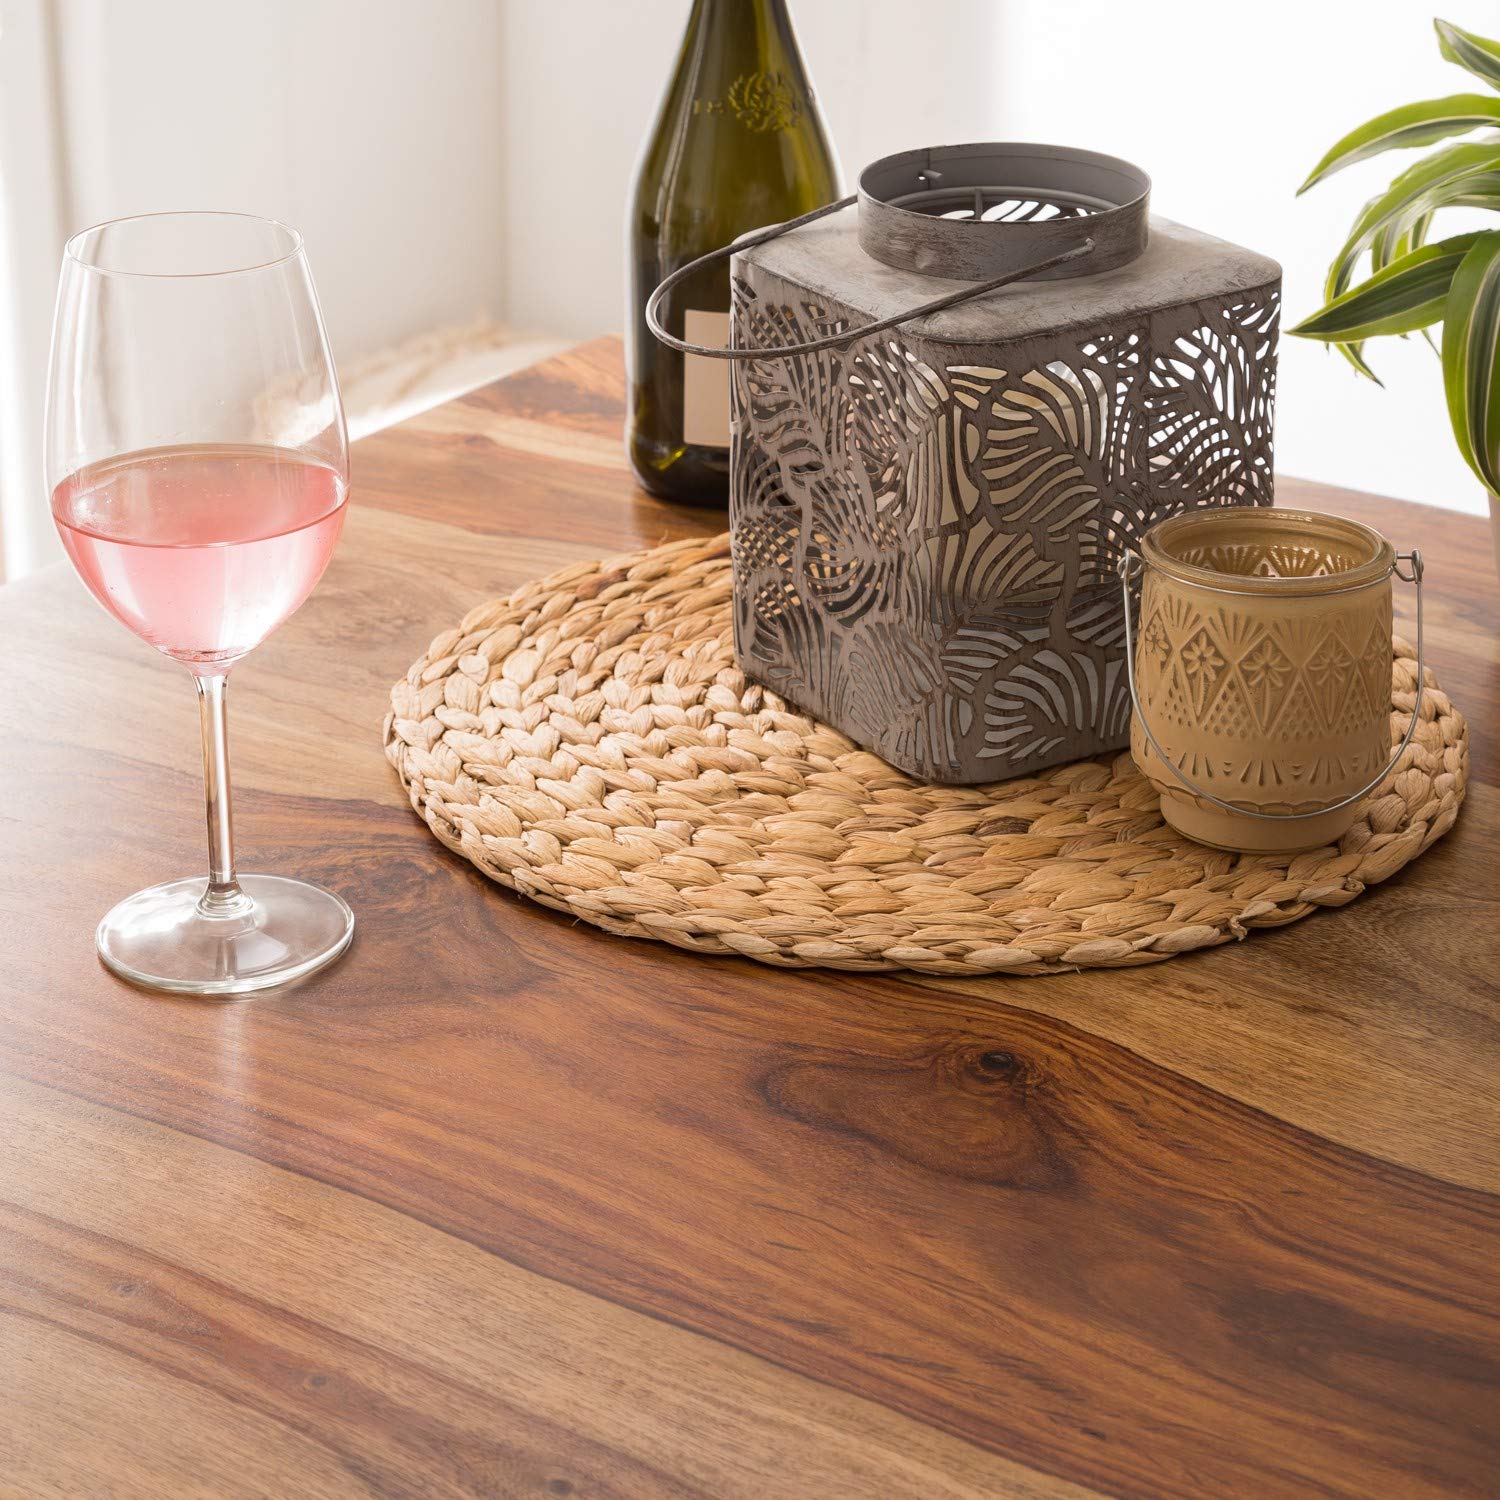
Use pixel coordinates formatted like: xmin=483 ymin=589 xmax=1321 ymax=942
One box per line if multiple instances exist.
xmin=45 ymin=211 xmax=354 ymax=996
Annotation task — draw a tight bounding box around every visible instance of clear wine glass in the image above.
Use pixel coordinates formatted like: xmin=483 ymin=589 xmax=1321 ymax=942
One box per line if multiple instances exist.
xmin=45 ymin=211 xmax=354 ymax=996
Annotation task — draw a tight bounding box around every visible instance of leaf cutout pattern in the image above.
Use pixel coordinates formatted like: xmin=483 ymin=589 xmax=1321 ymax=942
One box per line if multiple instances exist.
xmin=729 ymin=272 xmax=1280 ymax=782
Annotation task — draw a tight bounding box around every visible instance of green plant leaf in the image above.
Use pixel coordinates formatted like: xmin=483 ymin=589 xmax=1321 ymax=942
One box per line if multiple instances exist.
xmin=1441 ymin=231 xmax=1500 ymax=493
xmin=1371 ymin=218 xmax=1404 ymax=283
xmin=1325 ymin=143 xmax=1500 ymax=309
xmin=1291 ymin=234 xmax=1482 ymax=340
xmin=1339 ymin=187 xmax=1500 ymax=370
xmin=1436 ymin=18 xmax=1500 ymax=93
xmin=1321 ymin=147 xmax=1500 ymax=379
xmin=1298 ymin=94 xmax=1500 ymax=193
xmin=1335 ymin=340 xmax=1382 ymax=383
xmin=1376 ymin=219 xmax=1429 ymax=344
xmin=1407 ymin=213 xmax=1440 ymax=350
xmin=1396 ymin=211 xmax=1434 ymax=258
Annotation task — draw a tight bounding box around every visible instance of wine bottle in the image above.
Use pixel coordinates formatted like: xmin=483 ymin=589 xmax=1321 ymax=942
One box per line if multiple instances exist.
xmin=626 ymin=0 xmax=841 ymax=507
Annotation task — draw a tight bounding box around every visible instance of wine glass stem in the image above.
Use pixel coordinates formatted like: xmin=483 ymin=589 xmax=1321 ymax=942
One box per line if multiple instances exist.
xmin=194 ymin=673 xmax=247 ymax=915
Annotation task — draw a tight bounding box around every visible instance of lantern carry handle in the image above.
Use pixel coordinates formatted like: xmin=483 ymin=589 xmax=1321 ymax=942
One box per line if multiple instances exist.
xmin=645 ymin=196 xmax=1095 ymax=361
xmin=1115 ymin=549 xmax=1426 ymax=823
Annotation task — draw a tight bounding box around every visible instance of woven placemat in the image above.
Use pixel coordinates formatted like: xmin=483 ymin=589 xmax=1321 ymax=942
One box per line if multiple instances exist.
xmin=383 ymin=534 xmax=1468 ymax=977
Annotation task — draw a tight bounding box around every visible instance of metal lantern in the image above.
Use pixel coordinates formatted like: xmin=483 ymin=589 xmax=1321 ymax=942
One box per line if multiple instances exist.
xmin=649 ymin=143 xmax=1281 ymax=783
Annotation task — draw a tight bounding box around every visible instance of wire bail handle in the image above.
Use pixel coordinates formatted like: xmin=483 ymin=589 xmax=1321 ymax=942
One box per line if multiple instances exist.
xmin=1116 ymin=547 xmax=1426 ymax=823
xmin=644 ymin=196 xmax=1095 ymax=362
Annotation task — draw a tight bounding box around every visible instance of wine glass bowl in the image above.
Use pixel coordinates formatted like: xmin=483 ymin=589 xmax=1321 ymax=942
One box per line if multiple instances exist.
xmin=52 ymin=444 xmax=347 ymax=668
xmin=45 ymin=212 xmax=354 ymax=996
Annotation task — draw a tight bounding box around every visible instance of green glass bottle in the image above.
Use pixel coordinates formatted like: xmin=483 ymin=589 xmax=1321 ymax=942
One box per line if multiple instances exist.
xmin=626 ymin=0 xmax=841 ymax=507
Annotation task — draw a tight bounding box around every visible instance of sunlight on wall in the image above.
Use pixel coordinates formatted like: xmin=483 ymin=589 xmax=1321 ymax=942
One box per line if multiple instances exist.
xmin=996 ymin=0 xmax=1490 ymax=515
xmin=494 ymin=0 xmax=1007 ymax=339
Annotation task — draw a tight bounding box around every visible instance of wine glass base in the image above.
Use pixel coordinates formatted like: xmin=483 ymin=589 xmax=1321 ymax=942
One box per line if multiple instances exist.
xmin=96 ymin=874 xmax=354 ymax=997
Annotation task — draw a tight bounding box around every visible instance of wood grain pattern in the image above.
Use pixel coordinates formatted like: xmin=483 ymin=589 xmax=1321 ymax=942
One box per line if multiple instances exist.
xmin=4 ymin=1077 xmax=1065 ymax=1500
xmin=0 ymin=337 xmax=1496 ymax=1499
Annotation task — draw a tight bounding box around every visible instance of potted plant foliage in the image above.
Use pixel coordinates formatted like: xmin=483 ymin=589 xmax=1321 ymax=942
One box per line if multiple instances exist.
xmin=1293 ymin=16 xmax=1500 ymax=569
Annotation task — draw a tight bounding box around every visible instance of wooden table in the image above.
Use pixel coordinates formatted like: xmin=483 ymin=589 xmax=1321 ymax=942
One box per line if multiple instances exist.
xmin=2 ymin=338 xmax=1496 ymax=1500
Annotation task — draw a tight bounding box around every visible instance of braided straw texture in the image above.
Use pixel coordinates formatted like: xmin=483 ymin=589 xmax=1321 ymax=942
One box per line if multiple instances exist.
xmin=384 ymin=534 xmax=1468 ymax=977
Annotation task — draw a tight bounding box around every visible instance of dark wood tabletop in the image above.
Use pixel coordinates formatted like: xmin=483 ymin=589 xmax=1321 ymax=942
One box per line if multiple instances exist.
xmin=1 ymin=337 xmax=1496 ymax=1500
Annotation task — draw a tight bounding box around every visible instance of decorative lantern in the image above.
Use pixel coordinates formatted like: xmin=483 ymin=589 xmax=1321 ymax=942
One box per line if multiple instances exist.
xmin=649 ymin=144 xmax=1280 ymax=783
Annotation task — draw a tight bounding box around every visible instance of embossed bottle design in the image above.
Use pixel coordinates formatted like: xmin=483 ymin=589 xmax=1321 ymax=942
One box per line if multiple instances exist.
xmin=626 ymin=0 xmax=840 ymax=507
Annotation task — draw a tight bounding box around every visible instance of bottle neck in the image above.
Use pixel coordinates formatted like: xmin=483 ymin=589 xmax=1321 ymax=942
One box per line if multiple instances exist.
xmin=677 ymin=0 xmax=813 ymax=131
xmin=683 ymin=0 xmax=806 ymax=84
xmin=687 ymin=0 xmax=796 ymax=48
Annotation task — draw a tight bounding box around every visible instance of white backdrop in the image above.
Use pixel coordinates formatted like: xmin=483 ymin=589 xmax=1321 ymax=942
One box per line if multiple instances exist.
xmin=995 ymin=0 xmax=1494 ymax=521
xmin=495 ymin=0 xmax=1006 ymax=335
xmin=496 ymin=0 xmax=1493 ymax=522
xmin=0 ymin=0 xmax=510 ymax=575
xmin=0 ymin=0 xmax=1488 ymax=580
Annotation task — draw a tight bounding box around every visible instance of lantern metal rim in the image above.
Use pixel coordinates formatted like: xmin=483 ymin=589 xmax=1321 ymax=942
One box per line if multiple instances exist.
xmin=856 ymin=142 xmax=1152 ymax=283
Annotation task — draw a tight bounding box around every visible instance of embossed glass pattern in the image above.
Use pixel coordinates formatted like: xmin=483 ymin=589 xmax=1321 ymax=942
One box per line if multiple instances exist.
xmin=1131 ymin=509 xmax=1397 ymax=852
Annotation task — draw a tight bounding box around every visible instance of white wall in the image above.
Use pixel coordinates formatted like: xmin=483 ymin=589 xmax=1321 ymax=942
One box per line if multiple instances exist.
xmin=0 ymin=0 xmax=508 ymax=574
xmin=0 ymin=0 xmax=70 ymax=577
xmin=495 ymin=0 xmax=1008 ymax=338
xmin=995 ymin=0 xmax=1491 ymax=518
xmin=498 ymin=0 xmax=1488 ymax=517
xmin=54 ymin=0 xmax=508 ymax=367
xmin=2 ymin=0 xmax=1485 ymax=584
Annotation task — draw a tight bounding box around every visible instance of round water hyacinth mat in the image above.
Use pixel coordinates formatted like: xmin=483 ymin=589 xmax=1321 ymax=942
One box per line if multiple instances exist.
xmin=383 ymin=534 xmax=1468 ymax=977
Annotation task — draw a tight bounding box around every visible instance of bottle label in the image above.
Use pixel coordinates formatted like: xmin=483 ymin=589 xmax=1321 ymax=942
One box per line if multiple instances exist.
xmin=682 ymin=309 xmax=732 ymax=449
